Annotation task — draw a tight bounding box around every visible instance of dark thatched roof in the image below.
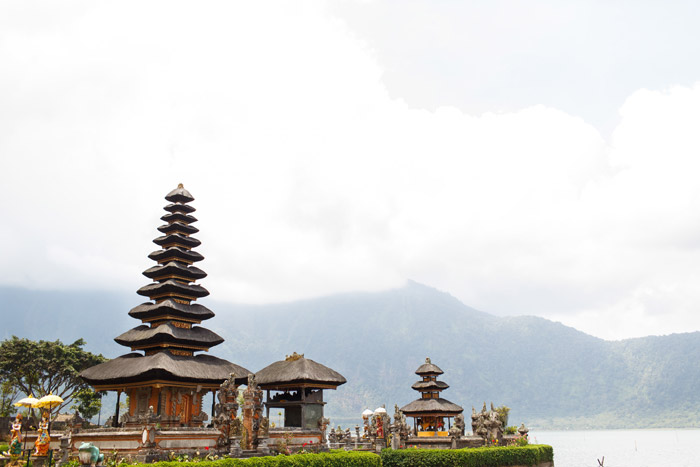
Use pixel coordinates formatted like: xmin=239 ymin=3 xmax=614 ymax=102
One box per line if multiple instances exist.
xmin=153 ymin=234 xmax=202 ymax=250
xmin=411 ymin=380 xmax=449 ymax=391
xmin=128 ymin=299 xmax=215 ymax=322
xmin=148 ymin=247 xmax=204 ymax=264
xmin=400 ymin=398 xmax=463 ymax=416
xmin=164 ymin=202 xmax=195 ymax=214
xmin=80 ymin=352 xmax=250 ymax=387
xmin=255 ymin=354 xmax=346 ymax=389
xmin=161 ymin=212 xmax=198 ymax=224
xmin=158 ymin=222 xmax=199 ymax=235
xmin=115 ymin=324 xmax=223 ymax=349
xmin=415 ymin=358 xmax=443 ymax=376
xmin=165 ymin=185 xmax=194 ymax=203
xmin=142 ymin=262 xmax=206 ymax=281
xmin=137 ymin=279 xmax=209 ymax=299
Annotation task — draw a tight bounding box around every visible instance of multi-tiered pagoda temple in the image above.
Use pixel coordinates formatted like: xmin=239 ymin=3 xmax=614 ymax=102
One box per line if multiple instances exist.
xmin=81 ymin=185 xmax=251 ymax=428
xmin=400 ymin=357 xmax=463 ymax=437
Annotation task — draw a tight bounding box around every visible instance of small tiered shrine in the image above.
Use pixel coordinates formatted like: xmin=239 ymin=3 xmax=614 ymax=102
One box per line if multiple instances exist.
xmin=255 ymin=353 xmax=346 ymax=448
xmin=400 ymin=358 xmax=463 ymax=437
xmin=81 ymin=185 xmax=251 ymax=428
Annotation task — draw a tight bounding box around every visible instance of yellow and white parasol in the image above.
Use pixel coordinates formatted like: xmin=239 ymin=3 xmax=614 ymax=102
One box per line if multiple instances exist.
xmin=14 ymin=395 xmax=40 ymax=408
xmin=36 ymin=394 xmax=64 ymax=410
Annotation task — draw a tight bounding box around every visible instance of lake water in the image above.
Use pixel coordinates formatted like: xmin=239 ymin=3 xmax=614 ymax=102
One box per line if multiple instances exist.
xmin=531 ymin=429 xmax=700 ymax=467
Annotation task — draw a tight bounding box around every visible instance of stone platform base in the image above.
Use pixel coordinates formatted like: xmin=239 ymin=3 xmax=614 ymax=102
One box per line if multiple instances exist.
xmin=267 ymin=428 xmax=323 ymax=454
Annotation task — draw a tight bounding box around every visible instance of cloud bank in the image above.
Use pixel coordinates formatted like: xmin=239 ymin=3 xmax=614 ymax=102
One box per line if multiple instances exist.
xmin=2 ymin=1 xmax=700 ymax=340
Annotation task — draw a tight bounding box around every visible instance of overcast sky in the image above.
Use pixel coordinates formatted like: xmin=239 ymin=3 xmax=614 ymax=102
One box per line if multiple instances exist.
xmin=3 ymin=1 xmax=700 ymax=340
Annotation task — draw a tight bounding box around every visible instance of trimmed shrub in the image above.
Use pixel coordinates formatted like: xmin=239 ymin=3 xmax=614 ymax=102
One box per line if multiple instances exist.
xmin=380 ymin=445 xmax=554 ymax=467
xmin=144 ymin=451 xmax=380 ymax=467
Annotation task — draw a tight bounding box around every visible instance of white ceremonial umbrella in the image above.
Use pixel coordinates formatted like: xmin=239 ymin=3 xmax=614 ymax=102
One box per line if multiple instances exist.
xmin=14 ymin=396 xmax=40 ymax=408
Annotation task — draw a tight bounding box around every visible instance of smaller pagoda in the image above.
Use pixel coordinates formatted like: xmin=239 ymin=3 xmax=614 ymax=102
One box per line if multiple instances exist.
xmin=400 ymin=357 xmax=463 ymax=437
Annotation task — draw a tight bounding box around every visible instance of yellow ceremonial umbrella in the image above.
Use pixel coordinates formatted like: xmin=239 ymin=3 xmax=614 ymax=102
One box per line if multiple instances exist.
xmin=36 ymin=394 xmax=64 ymax=409
xmin=14 ymin=395 xmax=40 ymax=408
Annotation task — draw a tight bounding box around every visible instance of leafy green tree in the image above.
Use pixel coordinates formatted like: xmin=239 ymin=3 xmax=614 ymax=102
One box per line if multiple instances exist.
xmin=70 ymin=388 xmax=102 ymax=420
xmin=0 ymin=380 xmax=18 ymax=416
xmin=119 ymin=396 xmax=130 ymax=417
xmin=495 ymin=405 xmax=510 ymax=429
xmin=0 ymin=336 xmax=106 ymax=413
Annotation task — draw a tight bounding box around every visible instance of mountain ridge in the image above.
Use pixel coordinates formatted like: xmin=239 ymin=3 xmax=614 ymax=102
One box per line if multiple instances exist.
xmin=2 ymin=282 xmax=698 ymax=429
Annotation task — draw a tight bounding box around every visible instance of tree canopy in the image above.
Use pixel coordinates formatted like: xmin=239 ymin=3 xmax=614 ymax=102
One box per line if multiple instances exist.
xmin=0 ymin=337 xmax=106 ymax=413
xmin=0 ymin=380 xmax=18 ymax=417
xmin=71 ymin=388 xmax=103 ymax=420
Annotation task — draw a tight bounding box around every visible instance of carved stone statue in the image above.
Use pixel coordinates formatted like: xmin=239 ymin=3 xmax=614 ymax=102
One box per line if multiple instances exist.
xmin=392 ymin=405 xmax=410 ymax=444
xmin=369 ymin=416 xmax=378 ymax=439
xmin=485 ymin=410 xmax=502 ymax=445
xmin=34 ymin=410 xmax=51 ymax=456
xmin=214 ymin=372 xmax=240 ymax=448
xmin=472 ymin=402 xmax=490 ymax=443
xmin=6 ymin=413 xmax=23 ymax=456
xmin=242 ymin=373 xmax=264 ymax=449
xmin=449 ymin=413 xmax=465 ymax=438
xmin=470 ymin=402 xmax=505 ymax=446
xmin=78 ymin=442 xmax=104 ymax=467
xmin=318 ymin=417 xmax=330 ymax=442
xmin=259 ymin=417 xmax=269 ymax=437
xmin=393 ymin=405 xmax=402 ymax=425
xmin=230 ymin=418 xmax=242 ymax=437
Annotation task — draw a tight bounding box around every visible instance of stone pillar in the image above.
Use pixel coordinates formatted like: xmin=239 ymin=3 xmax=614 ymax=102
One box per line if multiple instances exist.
xmin=390 ymin=423 xmax=400 ymax=450
xmin=375 ymin=437 xmax=386 ymax=453
xmin=229 ymin=437 xmax=242 ymax=457
xmin=56 ymin=435 xmax=71 ymax=467
xmin=329 ymin=428 xmax=338 ymax=449
xmin=256 ymin=437 xmax=271 ymax=456
xmin=242 ymin=395 xmax=254 ymax=449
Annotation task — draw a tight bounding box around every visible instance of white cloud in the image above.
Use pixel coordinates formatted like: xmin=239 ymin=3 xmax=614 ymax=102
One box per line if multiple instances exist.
xmin=2 ymin=2 xmax=700 ymax=340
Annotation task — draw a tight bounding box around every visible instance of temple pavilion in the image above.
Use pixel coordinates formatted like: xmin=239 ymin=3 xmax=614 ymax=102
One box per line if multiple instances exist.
xmin=255 ymin=353 xmax=345 ymax=435
xmin=400 ymin=358 xmax=463 ymax=437
xmin=81 ymin=185 xmax=251 ymax=428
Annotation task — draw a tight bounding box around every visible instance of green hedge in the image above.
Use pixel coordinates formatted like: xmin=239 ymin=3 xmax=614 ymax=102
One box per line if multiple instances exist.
xmin=380 ymin=445 xmax=554 ymax=467
xmin=145 ymin=451 xmax=381 ymax=467
xmin=99 ymin=446 xmax=552 ymax=467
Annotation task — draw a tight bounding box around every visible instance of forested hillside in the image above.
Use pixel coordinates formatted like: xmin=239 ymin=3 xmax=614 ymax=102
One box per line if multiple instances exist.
xmin=2 ymin=282 xmax=699 ymax=429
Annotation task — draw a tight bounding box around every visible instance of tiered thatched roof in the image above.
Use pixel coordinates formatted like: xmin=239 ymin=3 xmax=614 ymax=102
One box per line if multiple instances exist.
xmin=400 ymin=357 xmax=463 ymax=417
xmin=400 ymin=398 xmax=463 ymax=416
xmin=80 ymin=185 xmax=250 ymax=390
xmin=81 ymin=352 xmax=250 ymax=390
xmin=255 ymin=352 xmax=346 ymax=390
